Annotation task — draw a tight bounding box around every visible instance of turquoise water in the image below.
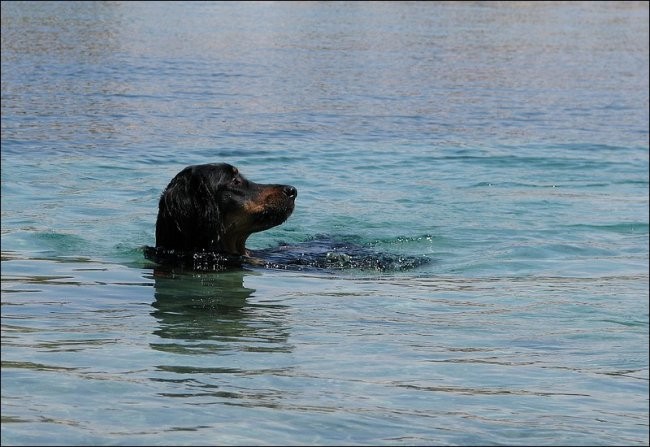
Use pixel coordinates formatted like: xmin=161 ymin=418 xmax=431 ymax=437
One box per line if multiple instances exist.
xmin=2 ymin=2 xmax=648 ymax=445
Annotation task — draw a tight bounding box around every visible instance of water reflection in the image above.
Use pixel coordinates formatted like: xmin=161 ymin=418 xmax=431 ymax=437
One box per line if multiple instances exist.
xmin=149 ymin=268 xmax=291 ymax=355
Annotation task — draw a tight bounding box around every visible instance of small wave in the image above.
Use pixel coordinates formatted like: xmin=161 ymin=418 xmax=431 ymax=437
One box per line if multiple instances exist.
xmin=2 ymin=230 xmax=94 ymax=261
xmin=564 ymin=222 xmax=649 ymax=235
xmin=143 ymin=246 xmax=245 ymax=272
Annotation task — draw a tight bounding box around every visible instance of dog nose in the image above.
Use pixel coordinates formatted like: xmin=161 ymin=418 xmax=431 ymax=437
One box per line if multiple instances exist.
xmin=283 ymin=185 xmax=297 ymax=199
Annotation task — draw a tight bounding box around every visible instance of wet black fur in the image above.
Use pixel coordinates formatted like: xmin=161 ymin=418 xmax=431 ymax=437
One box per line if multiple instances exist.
xmin=152 ymin=163 xmax=296 ymax=255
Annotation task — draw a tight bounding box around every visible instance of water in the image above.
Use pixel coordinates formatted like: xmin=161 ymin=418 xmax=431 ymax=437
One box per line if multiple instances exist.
xmin=1 ymin=2 xmax=648 ymax=445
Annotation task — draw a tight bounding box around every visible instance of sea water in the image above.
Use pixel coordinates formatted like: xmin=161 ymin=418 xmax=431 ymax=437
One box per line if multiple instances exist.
xmin=1 ymin=2 xmax=648 ymax=445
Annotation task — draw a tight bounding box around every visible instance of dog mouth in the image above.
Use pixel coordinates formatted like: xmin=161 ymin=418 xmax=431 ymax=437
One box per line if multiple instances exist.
xmin=251 ymin=199 xmax=295 ymax=231
xmin=242 ymin=185 xmax=296 ymax=226
xmin=221 ymin=184 xmax=295 ymax=238
xmin=218 ymin=194 xmax=295 ymax=256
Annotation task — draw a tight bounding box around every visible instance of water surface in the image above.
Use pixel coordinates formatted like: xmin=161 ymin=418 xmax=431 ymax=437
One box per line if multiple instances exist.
xmin=2 ymin=2 xmax=648 ymax=445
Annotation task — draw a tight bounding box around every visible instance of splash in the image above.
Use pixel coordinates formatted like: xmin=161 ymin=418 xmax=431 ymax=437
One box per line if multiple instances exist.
xmin=144 ymin=235 xmax=431 ymax=273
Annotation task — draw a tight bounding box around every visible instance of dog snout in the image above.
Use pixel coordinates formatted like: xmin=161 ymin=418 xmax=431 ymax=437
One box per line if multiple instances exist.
xmin=283 ymin=185 xmax=297 ymax=199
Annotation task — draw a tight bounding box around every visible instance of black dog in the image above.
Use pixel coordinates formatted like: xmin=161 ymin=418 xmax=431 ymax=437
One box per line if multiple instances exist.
xmin=145 ymin=163 xmax=429 ymax=273
xmin=145 ymin=163 xmax=296 ymax=269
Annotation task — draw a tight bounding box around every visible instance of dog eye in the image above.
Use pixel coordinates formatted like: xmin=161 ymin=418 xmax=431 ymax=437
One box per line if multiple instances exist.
xmin=231 ymin=177 xmax=242 ymax=186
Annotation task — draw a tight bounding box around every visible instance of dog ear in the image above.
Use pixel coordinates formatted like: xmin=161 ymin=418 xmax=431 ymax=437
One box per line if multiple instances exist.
xmin=182 ymin=166 xmax=228 ymax=250
xmin=156 ymin=168 xmax=199 ymax=249
xmin=155 ymin=165 xmax=231 ymax=251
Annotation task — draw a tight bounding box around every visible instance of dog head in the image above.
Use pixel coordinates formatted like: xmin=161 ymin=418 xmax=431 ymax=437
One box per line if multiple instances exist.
xmin=155 ymin=163 xmax=296 ymax=256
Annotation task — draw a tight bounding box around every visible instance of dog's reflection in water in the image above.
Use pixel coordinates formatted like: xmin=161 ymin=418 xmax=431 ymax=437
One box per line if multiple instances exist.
xmin=149 ymin=268 xmax=290 ymax=352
